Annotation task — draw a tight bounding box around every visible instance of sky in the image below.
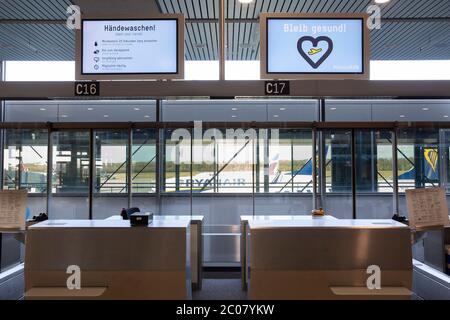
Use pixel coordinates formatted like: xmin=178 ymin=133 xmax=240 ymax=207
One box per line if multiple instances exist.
xmin=4 ymin=60 xmax=450 ymax=81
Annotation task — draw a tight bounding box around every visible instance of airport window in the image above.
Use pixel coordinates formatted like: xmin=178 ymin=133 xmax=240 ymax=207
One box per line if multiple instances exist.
xmin=3 ymin=129 xmax=48 ymax=220
xmin=49 ymin=131 xmax=90 ymax=219
xmin=320 ymin=130 xmax=353 ymax=219
xmin=397 ymin=128 xmax=440 ymax=217
xmin=397 ymin=128 xmax=440 ymax=193
xmin=3 ymin=129 xmax=48 ymax=193
xmin=256 ymin=129 xmax=313 ymax=193
xmin=94 ymin=130 xmax=129 ymax=194
xmin=355 ymin=130 xmax=394 ymax=193
xmin=355 ymin=130 xmax=394 ymax=219
xmin=163 ymin=128 xmax=192 ymax=193
xmin=131 ymin=129 xmax=157 ymax=194
xmin=92 ymin=130 xmax=129 ymax=219
xmin=214 ymin=129 xmax=255 ymax=193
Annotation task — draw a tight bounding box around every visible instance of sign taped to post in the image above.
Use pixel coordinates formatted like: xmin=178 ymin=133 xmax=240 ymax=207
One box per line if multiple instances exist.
xmin=406 ymin=187 xmax=450 ymax=229
xmin=0 ymin=190 xmax=28 ymax=231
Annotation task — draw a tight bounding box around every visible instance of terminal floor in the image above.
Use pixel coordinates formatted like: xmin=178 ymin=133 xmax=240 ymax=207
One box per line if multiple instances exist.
xmin=192 ymin=272 xmax=247 ymax=300
xmin=192 ymin=271 xmax=425 ymax=300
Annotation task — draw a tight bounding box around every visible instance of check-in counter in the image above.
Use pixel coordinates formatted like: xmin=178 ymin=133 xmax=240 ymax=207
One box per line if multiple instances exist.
xmin=241 ymin=215 xmax=413 ymax=300
xmin=240 ymin=215 xmax=338 ymax=289
xmin=105 ymin=215 xmax=203 ymax=289
xmin=25 ymin=216 xmax=197 ymax=300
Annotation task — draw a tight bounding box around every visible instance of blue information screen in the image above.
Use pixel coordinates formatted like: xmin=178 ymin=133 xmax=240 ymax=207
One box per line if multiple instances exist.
xmin=267 ymin=18 xmax=364 ymax=74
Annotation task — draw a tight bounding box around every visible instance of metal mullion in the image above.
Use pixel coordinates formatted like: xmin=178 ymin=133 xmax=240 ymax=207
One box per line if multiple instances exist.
xmin=127 ymin=127 xmax=132 ymax=208
xmin=252 ymin=133 xmax=255 ymax=217
xmin=155 ymin=100 xmax=161 ymax=214
xmin=46 ymin=125 xmax=53 ymax=216
xmin=291 ymin=134 xmax=294 ymax=193
xmin=439 ymin=128 xmax=447 ymax=188
xmin=158 ymin=129 xmax=165 ymax=215
xmin=312 ymin=127 xmax=317 ymax=210
xmin=392 ymin=128 xmax=399 ymax=215
xmin=89 ymin=129 xmax=94 ymax=219
xmin=351 ymin=129 xmax=356 ymax=219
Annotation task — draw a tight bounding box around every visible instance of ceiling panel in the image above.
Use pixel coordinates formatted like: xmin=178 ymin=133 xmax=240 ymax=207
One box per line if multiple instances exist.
xmin=0 ymin=0 xmax=449 ymax=61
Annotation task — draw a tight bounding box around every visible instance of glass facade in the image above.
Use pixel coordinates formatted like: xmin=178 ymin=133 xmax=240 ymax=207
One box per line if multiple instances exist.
xmin=1 ymin=99 xmax=450 ymax=269
xmin=3 ymin=129 xmax=48 ymax=193
xmin=50 ymin=131 xmax=90 ymax=220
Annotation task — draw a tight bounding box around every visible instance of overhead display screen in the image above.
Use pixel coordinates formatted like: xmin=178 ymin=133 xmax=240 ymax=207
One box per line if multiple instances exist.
xmin=265 ymin=17 xmax=365 ymax=75
xmin=81 ymin=19 xmax=179 ymax=75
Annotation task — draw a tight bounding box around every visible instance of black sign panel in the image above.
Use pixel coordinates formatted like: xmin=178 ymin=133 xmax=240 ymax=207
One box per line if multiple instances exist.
xmin=265 ymin=81 xmax=290 ymax=96
xmin=75 ymin=82 xmax=100 ymax=96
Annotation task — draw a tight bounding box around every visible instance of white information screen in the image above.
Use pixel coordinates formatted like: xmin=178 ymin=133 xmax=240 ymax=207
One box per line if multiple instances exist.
xmin=82 ymin=19 xmax=178 ymax=74
xmin=267 ymin=18 xmax=364 ymax=74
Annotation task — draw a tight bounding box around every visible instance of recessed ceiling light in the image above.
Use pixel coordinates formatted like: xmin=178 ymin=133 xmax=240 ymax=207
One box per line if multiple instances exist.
xmin=238 ymin=0 xmax=254 ymax=3
xmin=330 ymin=107 xmax=337 ymax=110
xmin=144 ymin=115 xmax=150 ymax=118
xmin=280 ymin=108 xmax=286 ymax=111
xmin=134 ymin=107 xmax=140 ymax=111
xmin=61 ymin=115 xmax=68 ymax=118
xmin=40 ymin=108 xmax=46 ymax=111
xmin=232 ymin=108 xmax=238 ymax=111
xmin=231 ymin=115 xmax=237 ymax=118
xmin=87 ymin=108 xmax=93 ymax=111
xmin=400 ymin=115 xmax=405 ymax=118
xmin=422 ymin=107 xmax=429 ymax=111
xmin=273 ymin=115 xmax=279 ymax=118
xmin=444 ymin=115 xmax=449 ymax=118
xmin=374 ymin=0 xmax=390 ymax=4
xmin=103 ymin=115 xmax=109 ymax=118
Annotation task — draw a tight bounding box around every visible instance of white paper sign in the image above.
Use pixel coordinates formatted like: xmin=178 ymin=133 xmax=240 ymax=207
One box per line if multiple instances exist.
xmin=406 ymin=187 xmax=450 ymax=229
xmin=0 ymin=190 xmax=27 ymax=231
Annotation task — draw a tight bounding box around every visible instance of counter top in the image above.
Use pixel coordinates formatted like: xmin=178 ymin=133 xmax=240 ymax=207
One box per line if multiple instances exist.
xmin=241 ymin=215 xmax=338 ymax=222
xmin=248 ymin=218 xmax=408 ymax=229
xmin=104 ymin=214 xmax=203 ymax=222
xmin=29 ymin=218 xmax=190 ymax=229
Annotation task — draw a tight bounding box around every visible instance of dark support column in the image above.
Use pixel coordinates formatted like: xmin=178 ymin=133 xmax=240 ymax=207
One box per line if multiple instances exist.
xmin=331 ymin=134 xmax=352 ymax=193
xmin=392 ymin=129 xmax=399 ymax=215
xmin=318 ymin=99 xmax=326 ymax=209
xmin=175 ymin=141 xmax=180 ymax=191
xmin=312 ymin=128 xmax=317 ymax=209
xmin=89 ymin=129 xmax=94 ymax=219
xmin=355 ymin=131 xmax=378 ymax=192
xmin=255 ymin=131 xmax=260 ymax=193
xmin=127 ymin=127 xmax=132 ymax=208
xmin=351 ymin=129 xmax=357 ymax=219
xmin=46 ymin=125 xmax=52 ymax=216
xmin=155 ymin=100 xmax=161 ymax=214
xmin=264 ymin=130 xmax=270 ymax=193
xmin=415 ymin=143 xmax=424 ymax=188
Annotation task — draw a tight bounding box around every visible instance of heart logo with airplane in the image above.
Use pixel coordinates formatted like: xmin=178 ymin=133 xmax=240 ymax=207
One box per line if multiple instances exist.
xmin=297 ymin=36 xmax=334 ymax=69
